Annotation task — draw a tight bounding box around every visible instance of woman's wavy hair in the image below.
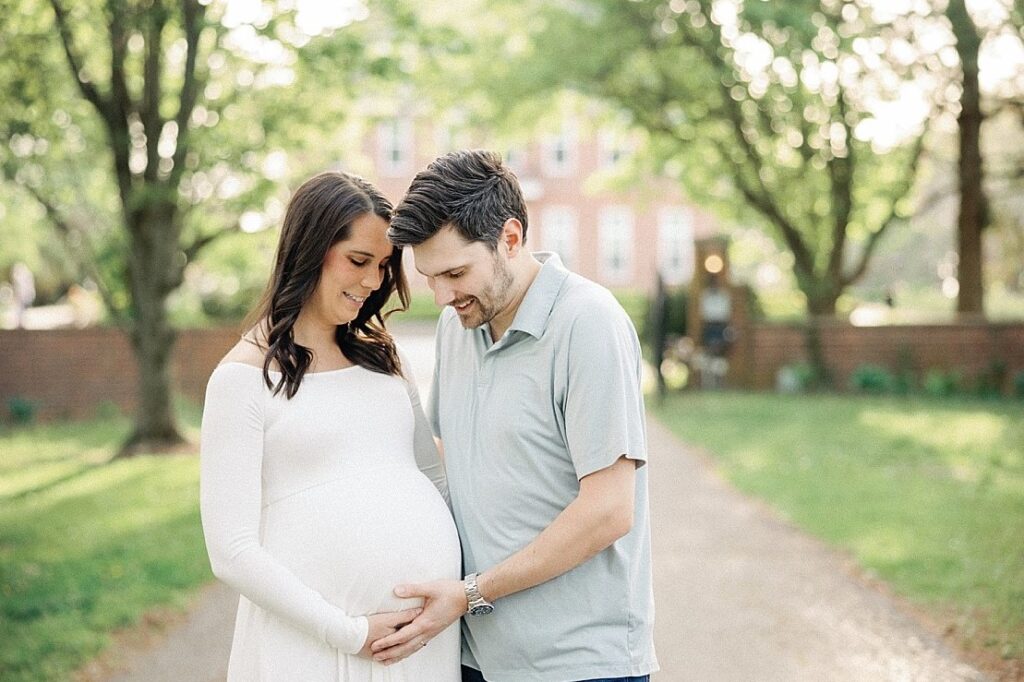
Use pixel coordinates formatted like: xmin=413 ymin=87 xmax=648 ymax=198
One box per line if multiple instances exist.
xmin=244 ymin=171 xmax=409 ymax=398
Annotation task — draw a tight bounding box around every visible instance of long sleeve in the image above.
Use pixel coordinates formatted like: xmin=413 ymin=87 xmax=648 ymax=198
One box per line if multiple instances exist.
xmin=198 ymin=364 xmax=368 ymax=654
xmin=398 ymin=347 xmax=450 ymax=505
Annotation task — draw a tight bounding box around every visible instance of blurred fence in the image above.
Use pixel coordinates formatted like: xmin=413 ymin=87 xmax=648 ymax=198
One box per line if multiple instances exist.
xmin=729 ymin=320 xmax=1024 ymax=393
xmin=1 ymin=319 xmax=1023 ymax=422
xmin=0 ymin=327 xmax=237 ymax=421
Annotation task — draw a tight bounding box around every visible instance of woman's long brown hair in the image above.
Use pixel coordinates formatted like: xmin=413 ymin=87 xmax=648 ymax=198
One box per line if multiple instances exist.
xmin=244 ymin=171 xmax=409 ymax=398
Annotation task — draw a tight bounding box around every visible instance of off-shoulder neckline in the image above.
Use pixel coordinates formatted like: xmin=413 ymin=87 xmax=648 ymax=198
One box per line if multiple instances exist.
xmin=215 ymin=361 xmax=363 ymax=376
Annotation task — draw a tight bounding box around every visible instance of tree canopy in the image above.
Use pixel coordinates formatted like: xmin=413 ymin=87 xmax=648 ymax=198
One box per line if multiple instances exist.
xmin=0 ymin=0 xmax=420 ymax=451
xmin=452 ymin=0 xmax=946 ymax=319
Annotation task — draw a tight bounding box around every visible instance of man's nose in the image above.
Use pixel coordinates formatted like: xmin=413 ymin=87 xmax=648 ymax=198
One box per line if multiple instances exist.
xmin=430 ymin=278 xmax=454 ymax=307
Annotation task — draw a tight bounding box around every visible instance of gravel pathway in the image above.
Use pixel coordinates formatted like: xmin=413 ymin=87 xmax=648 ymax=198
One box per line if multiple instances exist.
xmin=646 ymin=417 xmax=985 ymax=681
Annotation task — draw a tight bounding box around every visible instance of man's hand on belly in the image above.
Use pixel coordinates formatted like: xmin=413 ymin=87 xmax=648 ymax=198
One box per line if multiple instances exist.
xmin=370 ymin=580 xmax=467 ymax=665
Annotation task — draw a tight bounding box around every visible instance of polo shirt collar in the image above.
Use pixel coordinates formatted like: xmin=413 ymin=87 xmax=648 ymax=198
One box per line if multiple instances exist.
xmin=504 ymin=252 xmax=569 ymax=339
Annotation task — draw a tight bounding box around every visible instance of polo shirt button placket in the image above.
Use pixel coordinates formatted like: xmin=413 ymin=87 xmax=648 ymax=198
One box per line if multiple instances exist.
xmin=477 ymin=357 xmax=490 ymax=394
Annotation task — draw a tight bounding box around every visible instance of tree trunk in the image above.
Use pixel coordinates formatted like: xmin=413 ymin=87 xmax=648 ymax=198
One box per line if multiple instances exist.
xmin=805 ymin=293 xmax=838 ymax=389
xmin=948 ymin=0 xmax=988 ymax=316
xmin=800 ymin=278 xmax=838 ymax=392
xmin=118 ymin=203 xmax=185 ymax=457
xmin=802 ymin=317 xmax=832 ymax=390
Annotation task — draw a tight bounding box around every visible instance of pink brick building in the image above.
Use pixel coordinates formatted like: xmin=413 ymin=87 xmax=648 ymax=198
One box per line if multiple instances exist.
xmin=364 ymin=118 xmax=718 ymax=292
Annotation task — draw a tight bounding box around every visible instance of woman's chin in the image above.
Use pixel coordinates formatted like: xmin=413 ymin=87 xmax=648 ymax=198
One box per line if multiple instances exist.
xmin=334 ymin=312 xmax=359 ymax=326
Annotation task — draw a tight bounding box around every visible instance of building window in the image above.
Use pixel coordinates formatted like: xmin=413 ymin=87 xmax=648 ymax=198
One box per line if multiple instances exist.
xmin=598 ymin=129 xmax=630 ymax=169
xmin=378 ymin=119 xmax=413 ymax=177
xmin=505 ymin=147 xmax=527 ymax=174
xmin=540 ymin=123 xmax=577 ymax=177
xmin=658 ymin=207 xmax=695 ymax=285
xmin=599 ymin=206 xmax=634 ymax=283
xmin=540 ymin=206 xmax=577 ymax=270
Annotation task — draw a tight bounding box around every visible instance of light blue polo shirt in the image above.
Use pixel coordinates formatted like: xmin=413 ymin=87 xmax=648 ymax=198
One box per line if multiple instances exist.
xmin=429 ymin=253 xmax=658 ymax=682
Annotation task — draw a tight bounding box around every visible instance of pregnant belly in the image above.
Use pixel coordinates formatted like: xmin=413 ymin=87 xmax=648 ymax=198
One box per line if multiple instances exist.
xmin=260 ymin=468 xmax=461 ymax=615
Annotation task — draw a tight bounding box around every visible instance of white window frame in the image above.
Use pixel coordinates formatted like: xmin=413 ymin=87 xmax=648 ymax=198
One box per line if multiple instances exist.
xmin=505 ymin=147 xmax=527 ymax=174
xmin=540 ymin=206 xmax=577 ymax=270
xmin=378 ymin=119 xmax=413 ymax=177
xmin=657 ymin=207 xmax=695 ymax=286
xmin=598 ymin=129 xmax=630 ymax=169
xmin=540 ymin=123 xmax=578 ymax=178
xmin=599 ymin=206 xmax=634 ymax=284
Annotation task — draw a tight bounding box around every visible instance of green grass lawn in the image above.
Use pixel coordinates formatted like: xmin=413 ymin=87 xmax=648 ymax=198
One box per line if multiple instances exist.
xmin=0 ymin=406 xmax=211 ymax=682
xmin=654 ymin=392 xmax=1024 ymax=663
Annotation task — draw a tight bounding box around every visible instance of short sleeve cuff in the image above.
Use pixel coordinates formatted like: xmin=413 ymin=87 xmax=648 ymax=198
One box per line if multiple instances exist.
xmin=575 ymin=449 xmax=647 ymax=480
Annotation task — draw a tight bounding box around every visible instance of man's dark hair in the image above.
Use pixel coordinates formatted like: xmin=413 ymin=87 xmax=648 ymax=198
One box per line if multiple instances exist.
xmin=388 ymin=149 xmax=528 ymax=249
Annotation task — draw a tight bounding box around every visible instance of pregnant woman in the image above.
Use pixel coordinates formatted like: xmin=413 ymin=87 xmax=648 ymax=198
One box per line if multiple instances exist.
xmin=199 ymin=171 xmax=460 ymax=680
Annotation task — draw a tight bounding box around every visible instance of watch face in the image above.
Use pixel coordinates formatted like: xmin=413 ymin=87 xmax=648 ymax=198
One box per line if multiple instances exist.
xmin=469 ymin=604 xmax=494 ymax=616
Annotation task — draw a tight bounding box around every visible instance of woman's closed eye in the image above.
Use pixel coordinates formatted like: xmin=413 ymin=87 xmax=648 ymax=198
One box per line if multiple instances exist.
xmin=350 ymin=258 xmax=389 ymax=269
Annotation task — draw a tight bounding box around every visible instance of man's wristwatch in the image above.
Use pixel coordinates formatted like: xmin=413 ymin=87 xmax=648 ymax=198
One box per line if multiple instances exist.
xmin=463 ymin=573 xmax=494 ymax=616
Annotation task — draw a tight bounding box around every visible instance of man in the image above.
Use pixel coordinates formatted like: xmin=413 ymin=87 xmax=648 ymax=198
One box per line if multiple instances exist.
xmin=374 ymin=150 xmax=658 ymax=682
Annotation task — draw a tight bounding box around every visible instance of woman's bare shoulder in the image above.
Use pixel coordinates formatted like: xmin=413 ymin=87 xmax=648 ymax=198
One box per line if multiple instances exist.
xmin=218 ymin=327 xmax=269 ymax=369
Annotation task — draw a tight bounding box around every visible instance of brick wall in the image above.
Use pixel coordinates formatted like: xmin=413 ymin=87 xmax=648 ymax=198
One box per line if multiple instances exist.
xmin=731 ymin=320 xmax=1024 ymax=392
xmin=370 ymin=121 xmax=717 ymax=293
xmin=173 ymin=327 xmax=244 ymax=404
xmin=3 ymin=321 xmax=1022 ymax=421
xmin=0 ymin=327 xmax=239 ymax=421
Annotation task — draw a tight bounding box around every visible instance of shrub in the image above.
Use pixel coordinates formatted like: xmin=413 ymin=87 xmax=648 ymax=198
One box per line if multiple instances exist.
xmin=642 ymin=286 xmax=688 ymax=357
xmin=923 ymin=368 xmax=962 ymax=397
xmin=892 ymin=370 xmax=915 ymax=395
xmin=614 ymin=290 xmax=651 ymax=332
xmin=849 ymin=364 xmax=895 ymax=394
xmin=777 ymin=362 xmax=816 ymax=393
xmin=974 ymin=360 xmax=1007 ymax=399
xmin=8 ymin=396 xmax=37 ymax=424
xmin=892 ymin=346 xmax=916 ymax=395
xmin=1014 ymin=370 xmax=1024 ymax=399
xmin=664 ymin=287 xmax=689 ymax=339
xmin=95 ymin=400 xmax=123 ymax=419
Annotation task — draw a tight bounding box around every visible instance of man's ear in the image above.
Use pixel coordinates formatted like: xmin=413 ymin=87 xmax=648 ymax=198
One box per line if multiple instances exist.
xmin=500 ymin=218 xmax=525 ymax=256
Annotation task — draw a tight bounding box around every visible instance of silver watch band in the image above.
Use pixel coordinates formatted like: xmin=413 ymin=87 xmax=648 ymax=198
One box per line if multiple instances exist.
xmin=463 ymin=572 xmax=494 ymax=615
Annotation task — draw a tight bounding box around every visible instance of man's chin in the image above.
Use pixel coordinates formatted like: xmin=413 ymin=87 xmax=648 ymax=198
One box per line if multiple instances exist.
xmin=451 ymin=301 xmax=483 ymax=328
xmin=453 ymin=307 xmax=486 ymax=329
xmin=456 ymin=313 xmax=485 ymax=329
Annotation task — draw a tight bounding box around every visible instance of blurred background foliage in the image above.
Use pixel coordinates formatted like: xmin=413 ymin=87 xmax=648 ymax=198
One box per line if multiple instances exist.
xmin=0 ymin=0 xmax=418 ymax=321
xmin=1 ymin=2 xmax=1022 ymax=676
xmin=0 ymin=0 xmax=1021 ymax=327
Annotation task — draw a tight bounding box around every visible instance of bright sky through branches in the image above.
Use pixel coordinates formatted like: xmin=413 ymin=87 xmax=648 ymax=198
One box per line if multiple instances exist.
xmin=221 ymin=0 xmax=1022 ymax=150
xmin=223 ymin=0 xmax=368 ymax=35
xmin=714 ymin=0 xmax=1024 ymax=149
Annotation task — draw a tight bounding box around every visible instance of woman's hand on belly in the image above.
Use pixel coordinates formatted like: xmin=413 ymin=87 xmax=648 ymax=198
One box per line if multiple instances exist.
xmin=356 ymin=607 xmax=423 ymax=659
xmin=371 ymin=579 xmax=466 ymax=665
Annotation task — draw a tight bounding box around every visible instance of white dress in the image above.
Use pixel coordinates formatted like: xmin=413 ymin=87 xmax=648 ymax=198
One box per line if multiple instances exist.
xmin=200 ymin=360 xmax=461 ymax=681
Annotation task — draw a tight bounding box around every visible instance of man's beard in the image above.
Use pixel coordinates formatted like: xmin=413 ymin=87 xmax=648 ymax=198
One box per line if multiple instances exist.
xmin=455 ymin=254 xmax=515 ymax=329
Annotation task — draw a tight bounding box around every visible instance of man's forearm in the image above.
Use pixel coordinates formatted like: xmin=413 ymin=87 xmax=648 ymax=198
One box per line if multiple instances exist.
xmin=477 ymin=455 xmax=636 ymax=602
xmin=368 ymin=457 xmax=637 ymax=665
